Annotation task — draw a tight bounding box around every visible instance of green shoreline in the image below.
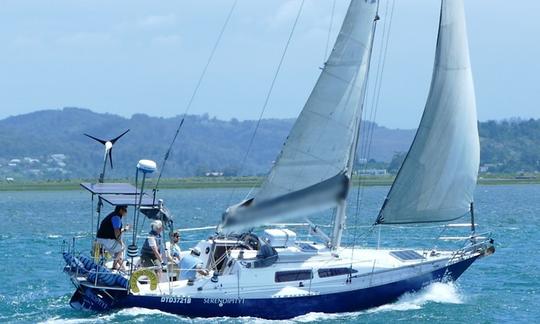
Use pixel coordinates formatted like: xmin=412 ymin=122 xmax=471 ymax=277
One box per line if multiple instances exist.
xmin=0 ymin=175 xmax=538 ymax=191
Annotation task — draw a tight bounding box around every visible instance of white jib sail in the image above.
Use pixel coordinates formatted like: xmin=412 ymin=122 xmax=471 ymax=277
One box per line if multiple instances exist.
xmin=221 ymin=0 xmax=379 ymax=229
xmin=377 ymin=0 xmax=479 ymax=224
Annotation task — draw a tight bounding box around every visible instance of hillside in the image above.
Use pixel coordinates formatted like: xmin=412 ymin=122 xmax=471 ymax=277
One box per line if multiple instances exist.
xmin=479 ymin=119 xmax=540 ymax=172
xmin=1 ymin=108 xmax=538 ymax=180
xmin=0 ymin=108 xmax=414 ymax=179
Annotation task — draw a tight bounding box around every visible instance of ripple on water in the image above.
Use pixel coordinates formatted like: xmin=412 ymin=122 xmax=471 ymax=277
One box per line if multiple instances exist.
xmin=0 ymin=186 xmax=538 ymax=323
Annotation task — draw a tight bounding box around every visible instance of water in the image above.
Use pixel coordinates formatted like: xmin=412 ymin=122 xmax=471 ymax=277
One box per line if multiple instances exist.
xmin=0 ymin=185 xmax=538 ymax=323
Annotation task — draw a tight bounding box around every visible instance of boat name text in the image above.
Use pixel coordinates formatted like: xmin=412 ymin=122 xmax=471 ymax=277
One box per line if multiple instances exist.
xmin=161 ymin=296 xmax=191 ymax=304
xmin=203 ymin=297 xmax=245 ymax=307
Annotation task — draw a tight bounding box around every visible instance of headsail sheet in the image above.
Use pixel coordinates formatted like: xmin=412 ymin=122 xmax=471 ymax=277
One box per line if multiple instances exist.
xmin=377 ymin=0 xmax=479 ymax=224
xmin=221 ymin=0 xmax=378 ymax=230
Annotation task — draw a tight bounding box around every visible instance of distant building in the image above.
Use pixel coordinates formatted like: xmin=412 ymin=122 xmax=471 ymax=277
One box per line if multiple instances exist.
xmin=205 ymin=171 xmax=224 ymax=177
xmin=46 ymin=167 xmax=69 ymax=174
xmin=5 ymin=177 xmax=14 ymax=182
xmin=480 ymin=163 xmax=500 ymax=173
xmin=51 ymin=154 xmax=66 ymax=164
xmin=51 ymin=154 xmax=66 ymax=160
xmin=28 ymin=169 xmax=42 ymax=176
xmin=23 ymin=157 xmax=40 ymax=164
xmin=357 ymin=169 xmax=387 ymax=176
xmin=357 ymin=158 xmax=368 ymax=165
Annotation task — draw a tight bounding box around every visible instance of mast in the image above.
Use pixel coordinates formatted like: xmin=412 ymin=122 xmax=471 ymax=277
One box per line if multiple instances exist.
xmin=470 ymin=202 xmax=475 ymax=234
xmin=331 ymin=3 xmax=380 ymax=250
xmin=331 ymin=116 xmax=361 ymax=248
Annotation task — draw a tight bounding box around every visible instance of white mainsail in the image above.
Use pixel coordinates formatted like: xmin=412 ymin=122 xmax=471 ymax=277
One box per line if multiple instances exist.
xmin=377 ymin=0 xmax=479 ymax=224
xmin=221 ymin=0 xmax=379 ymax=230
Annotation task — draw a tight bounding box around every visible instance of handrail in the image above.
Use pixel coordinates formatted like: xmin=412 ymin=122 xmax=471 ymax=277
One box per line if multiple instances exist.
xmin=174 ymin=223 xmax=334 ymax=233
xmin=446 ymin=234 xmax=493 ymax=265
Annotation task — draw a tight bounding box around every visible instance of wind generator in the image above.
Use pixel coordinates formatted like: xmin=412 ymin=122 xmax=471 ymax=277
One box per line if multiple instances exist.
xmin=84 ymin=129 xmax=130 ymax=183
xmin=83 ymin=129 xmax=131 ymax=235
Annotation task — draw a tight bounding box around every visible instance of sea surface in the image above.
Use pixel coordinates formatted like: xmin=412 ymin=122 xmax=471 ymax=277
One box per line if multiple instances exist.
xmin=0 ymin=184 xmax=538 ymax=323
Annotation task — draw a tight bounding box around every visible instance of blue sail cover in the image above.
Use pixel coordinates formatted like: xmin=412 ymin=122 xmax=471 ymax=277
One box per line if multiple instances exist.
xmin=221 ymin=172 xmax=349 ymax=231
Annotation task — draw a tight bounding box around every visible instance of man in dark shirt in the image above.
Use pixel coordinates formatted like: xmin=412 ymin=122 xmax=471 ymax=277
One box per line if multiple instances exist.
xmin=96 ymin=205 xmax=129 ymax=270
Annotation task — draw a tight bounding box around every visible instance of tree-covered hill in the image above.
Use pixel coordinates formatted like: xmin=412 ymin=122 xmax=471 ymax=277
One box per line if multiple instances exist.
xmin=0 ymin=108 xmax=538 ymax=180
xmin=479 ymin=118 xmax=540 ymax=172
xmin=0 ymin=108 xmax=414 ymax=180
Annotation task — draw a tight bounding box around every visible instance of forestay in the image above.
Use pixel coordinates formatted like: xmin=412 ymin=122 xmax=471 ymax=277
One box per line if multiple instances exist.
xmin=221 ymin=0 xmax=378 ymax=230
xmin=377 ymin=0 xmax=479 ymax=224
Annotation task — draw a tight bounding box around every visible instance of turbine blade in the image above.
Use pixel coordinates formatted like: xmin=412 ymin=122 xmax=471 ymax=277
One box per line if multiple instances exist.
xmin=109 ymin=149 xmax=114 ymax=169
xmin=110 ymin=129 xmax=130 ymax=144
xmin=84 ymin=133 xmax=107 ymax=145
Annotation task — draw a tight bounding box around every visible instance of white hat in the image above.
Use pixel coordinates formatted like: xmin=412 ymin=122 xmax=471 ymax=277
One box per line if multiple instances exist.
xmin=191 ymin=247 xmax=201 ymax=256
xmin=151 ymin=220 xmax=163 ymax=231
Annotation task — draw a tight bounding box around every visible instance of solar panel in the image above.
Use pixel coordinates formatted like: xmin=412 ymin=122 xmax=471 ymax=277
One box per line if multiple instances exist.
xmin=80 ymin=183 xmax=138 ymax=195
xmin=389 ymin=250 xmax=425 ymax=261
xmin=99 ymin=194 xmax=157 ymax=206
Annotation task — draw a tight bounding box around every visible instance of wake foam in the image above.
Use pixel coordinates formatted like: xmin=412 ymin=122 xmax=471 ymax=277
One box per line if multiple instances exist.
xmin=40 ymin=308 xmax=184 ymax=324
xmin=40 ymin=283 xmax=464 ymax=323
xmin=293 ymin=282 xmax=465 ymax=321
xmin=369 ymin=282 xmax=464 ymax=313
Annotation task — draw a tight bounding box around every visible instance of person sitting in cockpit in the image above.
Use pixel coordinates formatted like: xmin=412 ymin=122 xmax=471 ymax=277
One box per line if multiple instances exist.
xmin=179 ymin=248 xmax=209 ymax=285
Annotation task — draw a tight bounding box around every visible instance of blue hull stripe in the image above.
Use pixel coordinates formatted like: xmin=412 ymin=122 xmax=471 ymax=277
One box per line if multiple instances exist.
xmin=70 ymin=256 xmax=478 ymax=319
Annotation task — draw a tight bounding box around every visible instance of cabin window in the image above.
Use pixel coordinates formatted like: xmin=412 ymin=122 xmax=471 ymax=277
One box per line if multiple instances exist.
xmin=274 ymin=270 xmax=313 ymax=283
xmin=317 ymin=267 xmax=358 ymax=278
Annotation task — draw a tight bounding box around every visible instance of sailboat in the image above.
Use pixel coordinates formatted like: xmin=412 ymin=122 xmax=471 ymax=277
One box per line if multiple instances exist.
xmin=62 ymin=0 xmax=494 ymax=319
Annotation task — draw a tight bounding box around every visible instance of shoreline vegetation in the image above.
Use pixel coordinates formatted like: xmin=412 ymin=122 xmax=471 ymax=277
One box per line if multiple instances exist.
xmin=0 ymin=174 xmax=538 ymax=191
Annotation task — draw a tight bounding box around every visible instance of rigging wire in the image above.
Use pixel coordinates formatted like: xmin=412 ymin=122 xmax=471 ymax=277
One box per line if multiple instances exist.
xmin=358 ymin=0 xmax=396 ymax=227
xmin=366 ymin=0 xmax=396 ymax=155
xmin=225 ymin=0 xmax=306 ymax=208
xmin=324 ymin=0 xmax=337 ymax=63
xmin=153 ymin=0 xmax=238 ymax=195
xmin=356 ymin=0 xmax=396 ymax=196
xmin=349 ymin=0 xmax=396 ymax=258
xmin=346 ymin=1 xmax=385 ymax=260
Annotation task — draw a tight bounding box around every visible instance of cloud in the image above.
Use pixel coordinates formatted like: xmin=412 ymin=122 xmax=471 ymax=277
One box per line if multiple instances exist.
xmin=56 ymin=32 xmax=113 ymax=46
xmin=11 ymin=36 xmax=43 ymax=49
xmin=263 ymin=0 xmax=344 ymax=37
xmin=151 ymin=34 xmax=182 ymax=46
xmin=266 ymin=0 xmax=301 ymax=30
xmin=139 ymin=14 xmax=177 ymax=28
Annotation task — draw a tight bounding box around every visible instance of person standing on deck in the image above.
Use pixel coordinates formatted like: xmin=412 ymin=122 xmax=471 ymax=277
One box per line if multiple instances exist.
xmin=96 ymin=205 xmax=129 ymax=270
xmin=165 ymin=230 xmax=182 ymax=280
xmin=140 ymin=220 xmax=164 ymax=276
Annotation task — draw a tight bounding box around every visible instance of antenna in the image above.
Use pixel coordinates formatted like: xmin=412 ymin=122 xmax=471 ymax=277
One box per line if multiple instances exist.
xmin=84 ymin=129 xmax=130 ymax=183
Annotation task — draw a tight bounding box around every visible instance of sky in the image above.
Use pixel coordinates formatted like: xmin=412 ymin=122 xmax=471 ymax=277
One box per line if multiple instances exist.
xmin=1 ymin=0 xmax=538 ymax=129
